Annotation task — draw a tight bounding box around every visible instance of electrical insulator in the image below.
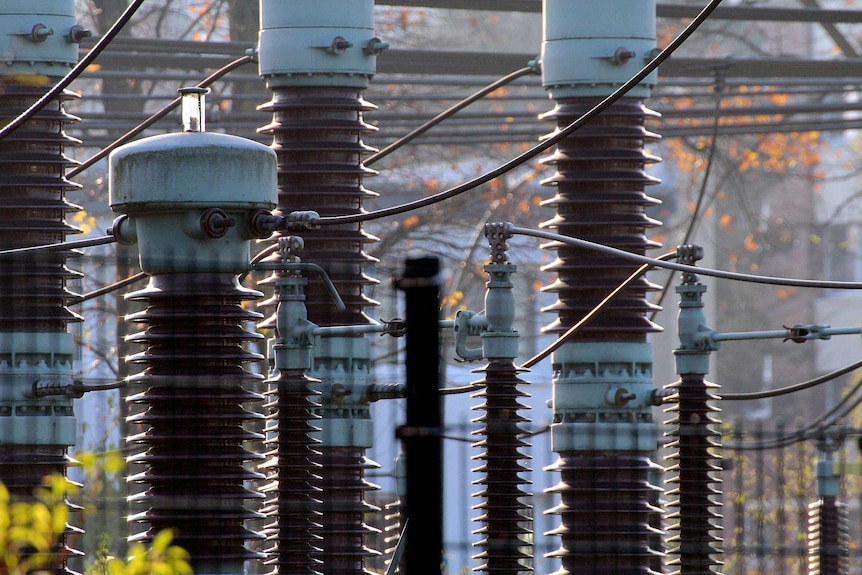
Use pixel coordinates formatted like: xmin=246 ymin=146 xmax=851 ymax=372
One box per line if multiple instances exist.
xmin=109 ymin=92 xmax=277 ymax=575
xmin=0 ymin=2 xmax=88 ymax=573
xmin=538 ymin=2 xmax=664 ymax=573
xmin=257 ymin=2 xmax=384 ymax=573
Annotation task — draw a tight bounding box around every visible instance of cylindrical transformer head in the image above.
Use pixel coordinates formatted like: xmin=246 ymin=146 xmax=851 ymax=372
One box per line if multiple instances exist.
xmin=0 ymin=0 xmax=83 ymax=80
xmin=258 ymin=0 xmax=379 ymax=88
xmin=109 ymin=132 xmax=277 ymax=274
xmin=541 ymin=0 xmax=657 ymax=98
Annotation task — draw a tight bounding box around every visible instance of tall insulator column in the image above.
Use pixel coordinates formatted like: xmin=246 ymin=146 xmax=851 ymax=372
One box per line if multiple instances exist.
xmin=257 ymin=3 xmax=386 ymax=573
xmin=109 ymin=89 xmax=278 ymax=575
xmin=539 ymin=1 xmax=664 ymax=573
xmin=257 ymin=237 xmax=324 ymax=575
xmin=663 ymin=374 xmax=723 ymax=574
xmin=807 ymin=436 xmax=849 ymax=575
xmin=469 ymin=223 xmax=532 ymax=575
xmin=667 ymin=246 xmax=723 ymax=575
xmin=0 ymin=3 xmax=90 ymax=573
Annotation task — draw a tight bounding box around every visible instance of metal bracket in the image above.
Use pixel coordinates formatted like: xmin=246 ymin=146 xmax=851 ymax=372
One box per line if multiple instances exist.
xmin=454 ymin=310 xmax=487 ymax=361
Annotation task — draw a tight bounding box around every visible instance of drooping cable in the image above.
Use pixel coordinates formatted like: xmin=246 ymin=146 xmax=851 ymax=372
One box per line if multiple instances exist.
xmin=68 ymin=54 xmax=254 ymax=178
xmin=720 ymin=358 xmax=862 ymax=401
xmin=519 ymin=250 xmax=679 ymax=369
xmin=315 ymin=0 xmax=726 ymax=227
xmin=726 ymin=378 xmax=862 ymax=450
xmin=0 ymin=0 xmax=146 ymax=141
xmin=509 ymin=226 xmax=862 ymax=289
xmin=365 ymin=66 xmax=537 ymax=166
xmin=652 ymin=73 xmax=725 ymax=320
xmin=72 ymin=271 xmax=147 ymax=305
xmin=238 ymin=242 xmax=280 ymax=283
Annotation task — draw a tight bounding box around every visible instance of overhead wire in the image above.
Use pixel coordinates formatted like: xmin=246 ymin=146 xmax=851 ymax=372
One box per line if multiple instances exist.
xmin=720 ymin=358 xmax=862 ymax=401
xmin=0 ymin=235 xmax=116 ymax=258
xmin=519 ymin=250 xmax=680 ymax=369
xmin=72 ymin=271 xmax=147 ymax=305
xmin=0 ymin=0 xmax=146 ymax=141
xmin=509 ymin=226 xmax=862 ymax=290
xmin=365 ymin=65 xmax=538 ymax=165
xmin=314 ymin=0 xmax=727 ymax=227
xmin=68 ymin=54 xmax=255 ymax=178
xmin=726 ymin=377 xmax=862 ymax=450
xmin=651 ymin=73 xmax=725 ymax=320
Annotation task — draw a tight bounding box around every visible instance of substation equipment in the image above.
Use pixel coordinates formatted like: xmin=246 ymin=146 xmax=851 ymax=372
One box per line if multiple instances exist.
xmin=0 ymin=2 xmax=91 ymax=573
xmin=538 ymin=1 xmax=665 ymax=573
xmin=2 ymin=2 xmax=860 ymax=575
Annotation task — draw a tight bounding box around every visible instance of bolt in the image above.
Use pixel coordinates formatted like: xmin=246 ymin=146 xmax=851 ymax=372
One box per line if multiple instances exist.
xmin=199 ymin=208 xmax=236 ymax=238
xmin=328 ymin=36 xmax=353 ymax=55
xmin=68 ymin=25 xmax=92 ymax=43
xmin=612 ymin=47 xmax=636 ymax=65
xmin=364 ymin=37 xmax=390 ymax=56
xmin=30 ymin=24 xmax=54 ymax=42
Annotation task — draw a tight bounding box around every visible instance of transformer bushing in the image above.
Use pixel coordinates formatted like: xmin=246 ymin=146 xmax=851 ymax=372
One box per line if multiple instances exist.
xmin=666 ymin=246 xmax=723 ymax=575
xmin=807 ymin=434 xmax=849 ymax=575
xmin=109 ymin=89 xmax=277 ymax=575
xmin=468 ymin=224 xmax=533 ymax=574
xmin=538 ymin=1 xmax=663 ymax=573
xmin=257 ymin=2 xmax=385 ymax=573
xmin=0 ymin=2 xmax=89 ymax=572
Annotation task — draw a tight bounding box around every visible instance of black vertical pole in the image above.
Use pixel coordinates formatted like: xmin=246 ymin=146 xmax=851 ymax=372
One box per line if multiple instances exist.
xmin=398 ymin=255 xmax=443 ymax=575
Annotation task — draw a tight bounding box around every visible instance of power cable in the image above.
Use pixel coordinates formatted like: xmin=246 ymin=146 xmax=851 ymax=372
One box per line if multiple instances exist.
xmin=238 ymin=242 xmax=280 ymax=283
xmin=72 ymin=271 xmax=147 ymax=305
xmin=0 ymin=235 xmax=116 ymax=258
xmin=519 ymin=250 xmax=679 ymax=369
xmin=315 ymin=0 xmax=726 ymax=227
xmin=70 ymin=380 xmax=128 ymax=393
xmin=365 ymin=66 xmax=538 ymax=165
xmin=439 ymin=383 xmax=484 ymax=395
xmin=726 ymin=378 xmax=862 ymax=450
xmin=651 ymin=72 xmax=725 ymax=320
xmin=0 ymin=0 xmax=146 ymax=141
xmin=509 ymin=226 xmax=862 ymax=290
xmin=721 ymin=358 xmax=862 ymax=401
xmin=68 ymin=54 xmax=254 ymax=178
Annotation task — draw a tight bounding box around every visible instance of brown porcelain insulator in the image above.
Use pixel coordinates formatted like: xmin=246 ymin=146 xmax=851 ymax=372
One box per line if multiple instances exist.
xmin=471 ymin=359 xmax=533 ymax=575
xmin=124 ymin=273 xmax=266 ymax=571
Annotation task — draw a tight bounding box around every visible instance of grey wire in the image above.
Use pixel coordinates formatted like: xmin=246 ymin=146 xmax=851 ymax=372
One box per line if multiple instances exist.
xmin=365 ymin=66 xmax=537 ymax=165
xmin=316 ymin=0 xmax=727 ymax=227
xmin=651 ymin=76 xmax=724 ymax=320
xmin=0 ymin=0 xmax=146 ymax=141
xmin=726 ymin=377 xmax=862 ymax=450
xmin=72 ymin=271 xmax=147 ymax=304
xmin=721 ymin=358 xmax=862 ymax=401
xmin=510 ymin=226 xmax=862 ymax=290
xmin=0 ymin=235 xmax=116 ymax=258
xmin=519 ymin=250 xmax=679 ymax=369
